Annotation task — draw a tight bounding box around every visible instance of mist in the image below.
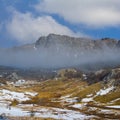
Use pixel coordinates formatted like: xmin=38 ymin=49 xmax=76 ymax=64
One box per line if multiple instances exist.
xmin=0 ymin=45 xmax=120 ymax=70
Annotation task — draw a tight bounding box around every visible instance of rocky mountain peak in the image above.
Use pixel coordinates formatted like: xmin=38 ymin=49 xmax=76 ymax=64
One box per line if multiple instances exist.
xmin=35 ymin=34 xmax=119 ymax=51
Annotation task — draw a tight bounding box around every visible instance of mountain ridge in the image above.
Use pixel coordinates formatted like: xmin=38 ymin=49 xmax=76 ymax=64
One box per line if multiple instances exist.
xmin=35 ymin=34 xmax=119 ymax=50
xmin=6 ymin=34 xmax=120 ymax=51
xmin=0 ymin=34 xmax=120 ymax=70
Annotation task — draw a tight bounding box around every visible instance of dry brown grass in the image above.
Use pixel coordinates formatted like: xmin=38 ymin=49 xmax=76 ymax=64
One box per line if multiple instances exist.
xmin=94 ymin=89 xmax=120 ymax=104
xmin=20 ymin=78 xmax=87 ymax=105
xmin=74 ymin=82 xmax=102 ymax=98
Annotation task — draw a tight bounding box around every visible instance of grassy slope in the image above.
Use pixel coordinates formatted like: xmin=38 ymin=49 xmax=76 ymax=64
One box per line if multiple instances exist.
xmin=3 ymin=77 xmax=120 ymax=106
xmin=20 ymin=78 xmax=87 ymax=106
xmin=1 ymin=77 xmax=120 ymax=119
xmin=94 ymin=87 xmax=120 ymax=104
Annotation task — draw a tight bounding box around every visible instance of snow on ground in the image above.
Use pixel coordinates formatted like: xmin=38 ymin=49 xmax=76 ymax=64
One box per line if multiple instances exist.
xmin=34 ymin=107 xmax=92 ymax=120
xmin=71 ymin=103 xmax=86 ymax=109
xmin=60 ymin=95 xmax=78 ymax=103
xmin=35 ymin=107 xmax=94 ymax=120
xmin=100 ymin=109 xmax=112 ymax=112
xmin=60 ymin=95 xmax=71 ymax=99
xmin=25 ymin=92 xmax=38 ymax=96
xmin=86 ymin=94 xmax=93 ymax=97
xmin=0 ymin=89 xmax=29 ymax=101
xmin=98 ymin=108 xmax=120 ymax=115
xmin=81 ymin=97 xmax=93 ymax=102
xmin=96 ymin=86 xmax=114 ymax=96
xmin=0 ymin=104 xmax=94 ymax=120
xmin=82 ymin=74 xmax=87 ymax=80
xmin=71 ymin=104 xmax=83 ymax=108
xmin=60 ymin=97 xmax=78 ymax=103
xmin=80 ymin=86 xmax=115 ymax=103
xmin=0 ymin=104 xmax=28 ymax=116
xmin=110 ymin=98 xmax=120 ymax=103
xmin=106 ymin=105 xmax=120 ymax=109
xmin=0 ymin=89 xmax=37 ymax=102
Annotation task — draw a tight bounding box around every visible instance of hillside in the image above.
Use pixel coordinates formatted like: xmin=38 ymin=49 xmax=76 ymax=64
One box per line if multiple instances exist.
xmin=0 ymin=66 xmax=120 ymax=119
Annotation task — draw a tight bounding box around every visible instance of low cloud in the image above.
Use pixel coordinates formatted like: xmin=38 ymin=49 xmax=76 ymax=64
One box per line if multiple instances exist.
xmin=35 ymin=0 xmax=120 ymax=27
xmin=6 ymin=11 xmax=78 ymax=43
xmin=0 ymin=45 xmax=120 ymax=70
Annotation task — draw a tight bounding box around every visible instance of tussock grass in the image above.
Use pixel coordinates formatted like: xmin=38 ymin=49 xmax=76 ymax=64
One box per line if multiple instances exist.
xmin=94 ymin=89 xmax=120 ymax=104
xmin=20 ymin=78 xmax=87 ymax=107
xmin=74 ymin=82 xmax=101 ymax=99
xmin=114 ymin=99 xmax=120 ymax=105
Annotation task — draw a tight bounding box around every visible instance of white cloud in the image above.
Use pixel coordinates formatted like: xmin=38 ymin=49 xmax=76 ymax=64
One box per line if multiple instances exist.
xmin=35 ymin=0 xmax=120 ymax=27
xmin=6 ymin=11 xmax=79 ymax=43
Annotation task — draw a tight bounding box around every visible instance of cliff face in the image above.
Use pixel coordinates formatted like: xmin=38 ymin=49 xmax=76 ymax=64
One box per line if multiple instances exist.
xmin=35 ymin=34 xmax=119 ymax=51
xmin=35 ymin=34 xmax=93 ymax=50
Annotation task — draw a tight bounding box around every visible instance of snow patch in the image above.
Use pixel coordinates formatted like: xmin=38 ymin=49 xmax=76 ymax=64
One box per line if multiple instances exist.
xmin=82 ymin=74 xmax=87 ymax=80
xmin=106 ymin=105 xmax=120 ymax=109
xmin=0 ymin=104 xmax=28 ymax=116
xmin=25 ymin=92 xmax=38 ymax=96
xmin=34 ymin=107 xmax=94 ymax=120
xmin=110 ymin=98 xmax=120 ymax=103
xmin=81 ymin=97 xmax=93 ymax=102
xmin=60 ymin=95 xmax=78 ymax=103
xmin=0 ymin=89 xmax=37 ymax=102
xmin=71 ymin=103 xmax=87 ymax=109
xmin=0 ymin=104 xmax=94 ymax=120
xmin=96 ymin=86 xmax=114 ymax=96
xmin=87 ymin=94 xmax=93 ymax=97
xmin=61 ymin=97 xmax=78 ymax=103
xmin=15 ymin=79 xmax=25 ymax=86
xmin=60 ymin=95 xmax=71 ymax=99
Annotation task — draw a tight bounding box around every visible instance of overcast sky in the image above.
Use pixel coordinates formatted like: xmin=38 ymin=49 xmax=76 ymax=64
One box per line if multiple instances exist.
xmin=0 ymin=0 xmax=120 ymax=47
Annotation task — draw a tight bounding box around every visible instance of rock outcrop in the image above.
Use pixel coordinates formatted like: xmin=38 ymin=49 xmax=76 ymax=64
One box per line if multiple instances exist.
xmin=35 ymin=34 xmax=119 ymax=51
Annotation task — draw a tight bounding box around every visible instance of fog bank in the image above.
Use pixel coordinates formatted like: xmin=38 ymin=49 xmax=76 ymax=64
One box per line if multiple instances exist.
xmin=0 ymin=46 xmax=120 ymax=70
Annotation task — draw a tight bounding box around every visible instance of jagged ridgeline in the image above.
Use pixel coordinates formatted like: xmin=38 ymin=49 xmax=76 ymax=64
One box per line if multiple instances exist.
xmin=0 ymin=34 xmax=120 ymax=70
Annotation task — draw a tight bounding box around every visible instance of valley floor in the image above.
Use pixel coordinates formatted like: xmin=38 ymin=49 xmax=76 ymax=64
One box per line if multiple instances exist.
xmin=0 ymin=76 xmax=120 ymax=120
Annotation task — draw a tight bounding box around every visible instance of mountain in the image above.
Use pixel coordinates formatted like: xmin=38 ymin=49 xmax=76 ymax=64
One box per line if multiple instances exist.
xmin=0 ymin=34 xmax=120 ymax=119
xmin=8 ymin=34 xmax=119 ymax=52
xmin=0 ymin=34 xmax=120 ymax=70
xmin=0 ymin=34 xmax=120 ymax=80
xmin=35 ymin=34 xmax=118 ymax=50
